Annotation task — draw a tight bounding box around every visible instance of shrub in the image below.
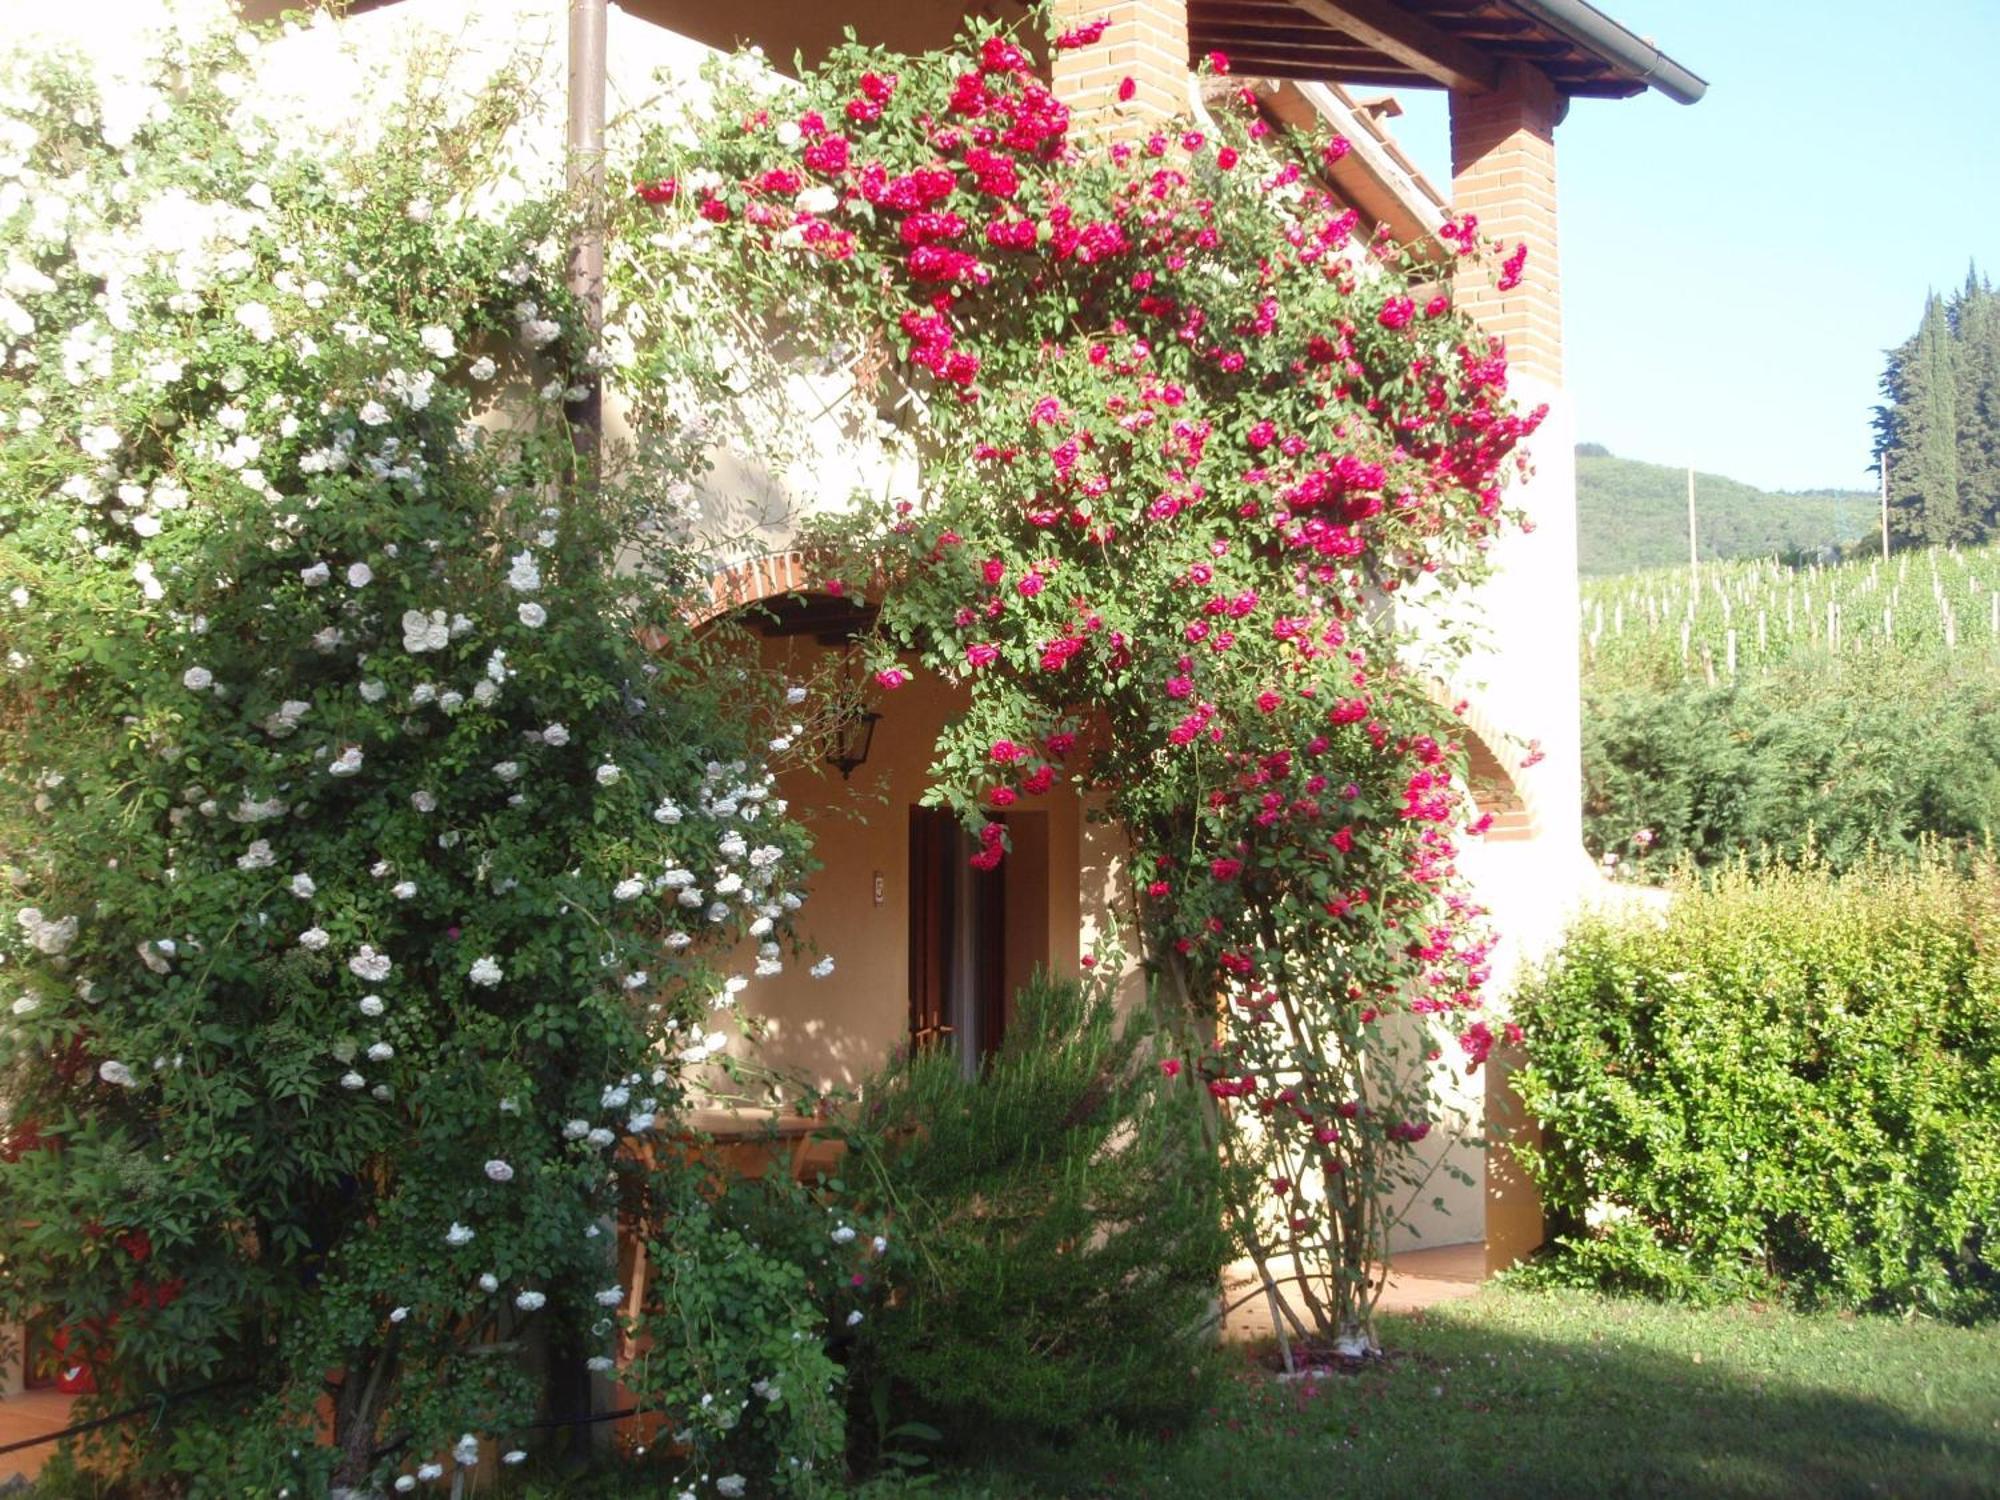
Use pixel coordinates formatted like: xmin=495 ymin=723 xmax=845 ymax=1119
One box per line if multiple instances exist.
xmin=1582 ymin=658 xmax=2000 ymax=877
xmin=0 ymin=12 xmax=829 ymax=1488
xmin=835 ymin=971 xmax=1234 ymax=1452
xmin=1512 ymin=855 xmax=2000 ymax=1317
xmin=616 ymin=1163 xmax=861 ymax=1495
xmin=619 ymin=8 xmax=1529 ymax=1352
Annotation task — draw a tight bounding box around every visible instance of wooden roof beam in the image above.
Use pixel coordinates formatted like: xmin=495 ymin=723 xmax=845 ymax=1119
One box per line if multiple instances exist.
xmin=1287 ymin=0 xmax=1499 ymax=93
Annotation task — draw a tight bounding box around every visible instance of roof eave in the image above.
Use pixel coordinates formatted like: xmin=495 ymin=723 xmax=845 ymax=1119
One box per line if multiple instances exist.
xmin=1503 ymin=0 xmax=1708 ymax=104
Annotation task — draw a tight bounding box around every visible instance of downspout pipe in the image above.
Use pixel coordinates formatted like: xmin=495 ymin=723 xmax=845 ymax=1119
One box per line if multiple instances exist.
xmin=1507 ymin=0 xmax=1707 ymax=104
xmin=566 ymin=0 xmax=608 ymax=459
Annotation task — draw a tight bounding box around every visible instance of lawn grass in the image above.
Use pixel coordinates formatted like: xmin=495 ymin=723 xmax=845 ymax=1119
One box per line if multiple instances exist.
xmin=922 ymin=1286 xmax=2000 ymax=1499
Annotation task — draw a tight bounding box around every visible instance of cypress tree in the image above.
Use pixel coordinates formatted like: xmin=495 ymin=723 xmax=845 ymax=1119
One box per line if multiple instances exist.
xmin=1951 ymin=269 xmax=2000 ymax=536
xmin=1889 ymin=294 xmax=1965 ymax=546
xmin=1875 ymin=328 xmax=1923 ymax=547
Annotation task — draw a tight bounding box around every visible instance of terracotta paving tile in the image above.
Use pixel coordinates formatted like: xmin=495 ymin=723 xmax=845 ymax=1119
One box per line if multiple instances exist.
xmin=0 ymin=1389 xmax=77 ymax=1484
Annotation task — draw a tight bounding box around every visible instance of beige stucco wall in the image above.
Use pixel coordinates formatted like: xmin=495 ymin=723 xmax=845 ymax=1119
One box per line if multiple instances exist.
xmin=30 ymin=0 xmax=1594 ymax=1256
xmin=1391 ymin=378 xmax=1595 ymax=1252
xmin=712 ymin=633 xmax=1106 ymax=1096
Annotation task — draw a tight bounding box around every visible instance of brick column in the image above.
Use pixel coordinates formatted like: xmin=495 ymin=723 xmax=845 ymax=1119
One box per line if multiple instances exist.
xmin=1049 ymin=0 xmax=1190 ymax=130
xmin=1449 ymin=60 xmax=1563 ymax=386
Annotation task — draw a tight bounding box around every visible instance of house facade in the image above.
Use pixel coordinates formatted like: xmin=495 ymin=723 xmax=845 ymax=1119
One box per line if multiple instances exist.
xmin=230 ymin=0 xmax=1704 ymax=1272
xmin=2 ymin=0 xmax=1701 ymax=1416
xmin=637 ymin=0 xmax=1704 ymax=1265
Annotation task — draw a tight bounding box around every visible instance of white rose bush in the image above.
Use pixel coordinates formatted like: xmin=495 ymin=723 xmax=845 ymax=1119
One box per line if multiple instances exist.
xmin=0 ymin=10 xmax=837 ymax=1492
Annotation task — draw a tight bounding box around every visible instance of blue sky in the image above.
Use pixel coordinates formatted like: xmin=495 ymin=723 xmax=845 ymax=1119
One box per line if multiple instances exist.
xmin=1386 ymin=0 xmax=2000 ymax=492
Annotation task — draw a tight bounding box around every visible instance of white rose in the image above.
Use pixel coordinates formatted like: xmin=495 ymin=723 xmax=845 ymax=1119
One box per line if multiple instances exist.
xmin=506 ymin=551 xmax=541 ymax=592
xmin=401 ymin=609 xmax=449 ymax=653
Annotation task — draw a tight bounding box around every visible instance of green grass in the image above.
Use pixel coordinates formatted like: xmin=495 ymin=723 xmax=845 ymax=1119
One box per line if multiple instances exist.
xmin=922 ymin=1286 xmax=2000 ymax=1500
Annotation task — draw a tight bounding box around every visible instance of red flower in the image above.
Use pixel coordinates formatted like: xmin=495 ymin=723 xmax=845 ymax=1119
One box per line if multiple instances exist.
xmin=1021 ymin=765 xmax=1055 ymax=795
xmin=860 ymin=71 xmax=897 ymax=103
xmin=979 ymin=36 xmax=1030 ymax=74
xmin=634 ymin=178 xmax=677 ymax=204
xmin=989 ymin=739 xmax=1029 ymax=764
xmin=1055 ymin=18 xmax=1110 ymax=49
xmin=1210 ymin=857 xmax=1243 ymax=881
xmin=965 ymin=642 xmax=1000 ymax=668
xmin=1206 ymin=49 xmax=1231 ymax=74
xmin=1116 ymin=76 xmax=1137 ymax=103
xmin=802 ymin=136 xmax=851 ymax=174
xmin=875 ymin=668 xmax=908 ymax=690
xmin=1216 ymin=146 xmax=1239 ymax=171
xmin=1160 ymin=1058 xmax=1182 ymax=1078
xmin=1377 ymin=296 xmax=1416 ymax=330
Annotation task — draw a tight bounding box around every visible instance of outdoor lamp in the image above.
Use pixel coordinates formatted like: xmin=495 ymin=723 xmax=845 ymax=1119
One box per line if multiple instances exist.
xmin=827 ymin=703 xmax=880 ymax=779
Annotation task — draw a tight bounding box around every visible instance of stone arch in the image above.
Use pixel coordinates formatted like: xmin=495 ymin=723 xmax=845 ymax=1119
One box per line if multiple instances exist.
xmin=687 ymin=548 xmax=820 ymax=629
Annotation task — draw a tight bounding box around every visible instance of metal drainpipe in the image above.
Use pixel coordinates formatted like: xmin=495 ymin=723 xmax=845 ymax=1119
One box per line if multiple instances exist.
xmin=557 ymin=0 xmax=608 ymax=1463
xmin=1506 ymin=0 xmax=1707 ymax=104
xmin=566 ymin=0 xmax=607 ymax=459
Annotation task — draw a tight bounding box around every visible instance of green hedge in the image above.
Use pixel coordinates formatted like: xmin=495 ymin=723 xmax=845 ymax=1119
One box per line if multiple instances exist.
xmin=1582 ymin=656 xmax=2000 ymax=876
xmin=1512 ymin=857 xmax=2000 ymax=1317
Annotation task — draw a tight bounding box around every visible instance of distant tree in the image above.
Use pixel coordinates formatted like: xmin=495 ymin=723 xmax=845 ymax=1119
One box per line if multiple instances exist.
xmin=1952 ymin=268 xmax=2000 ymax=536
xmin=1875 ymin=273 xmax=2000 ymax=548
xmin=1878 ymin=292 xmax=1966 ymax=547
xmin=1575 ymin=441 xmax=1613 ymax=459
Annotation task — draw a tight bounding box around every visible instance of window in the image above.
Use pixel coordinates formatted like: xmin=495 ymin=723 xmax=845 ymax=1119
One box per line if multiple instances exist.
xmin=907 ymin=807 xmax=1006 ymax=1075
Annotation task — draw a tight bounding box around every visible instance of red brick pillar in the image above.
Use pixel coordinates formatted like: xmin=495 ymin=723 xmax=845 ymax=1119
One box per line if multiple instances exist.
xmin=1049 ymin=0 xmax=1191 ymax=129
xmin=1449 ymin=60 xmax=1563 ymax=386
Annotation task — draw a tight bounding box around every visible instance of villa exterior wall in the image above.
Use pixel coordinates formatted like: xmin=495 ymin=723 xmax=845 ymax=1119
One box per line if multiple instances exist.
xmin=46 ymin=0 xmax=1607 ymax=1263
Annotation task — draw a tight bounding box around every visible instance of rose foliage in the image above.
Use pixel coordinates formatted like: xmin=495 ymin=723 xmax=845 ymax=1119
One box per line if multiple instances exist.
xmin=0 ymin=10 xmax=856 ymax=1494
xmin=617 ymin=13 xmax=1545 ymax=1347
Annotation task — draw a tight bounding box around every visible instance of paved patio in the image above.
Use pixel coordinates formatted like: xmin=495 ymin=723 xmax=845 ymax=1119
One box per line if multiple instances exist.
xmin=1 ymin=1389 xmax=76 ymax=1486
xmin=1219 ymin=1241 xmax=1488 ymax=1343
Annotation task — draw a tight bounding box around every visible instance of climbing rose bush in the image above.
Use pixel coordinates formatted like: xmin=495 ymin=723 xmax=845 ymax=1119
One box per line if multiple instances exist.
xmin=617 ymin=13 xmax=1542 ymax=1348
xmin=0 ymin=10 xmax=842 ymax=1491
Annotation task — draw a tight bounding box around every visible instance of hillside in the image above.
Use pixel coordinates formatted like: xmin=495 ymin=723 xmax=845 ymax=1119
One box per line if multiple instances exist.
xmin=1575 ymin=445 xmax=1873 ymax=575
